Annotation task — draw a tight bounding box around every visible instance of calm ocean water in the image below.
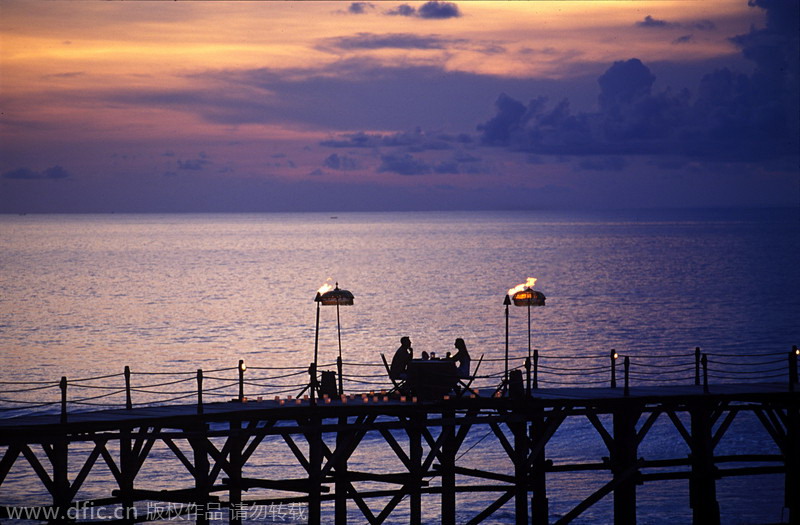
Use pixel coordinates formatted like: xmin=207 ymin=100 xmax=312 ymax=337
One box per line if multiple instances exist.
xmin=1 ymin=209 xmax=799 ymax=523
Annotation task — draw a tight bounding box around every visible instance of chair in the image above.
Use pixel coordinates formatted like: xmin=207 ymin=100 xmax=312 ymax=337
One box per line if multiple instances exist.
xmin=381 ymin=353 xmax=409 ymax=395
xmin=319 ymin=371 xmax=339 ymax=398
xmin=455 ymin=354 xmax=484 ymax=398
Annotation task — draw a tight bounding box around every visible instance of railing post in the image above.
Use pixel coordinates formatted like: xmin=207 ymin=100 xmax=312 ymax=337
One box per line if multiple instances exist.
xmin=525 ymin=356 xmax=532 ymax=396
xmin=59 ymin=376 xmax=68 ymax=424
xmin=695 ymin=347 xmax=701 ymax=386
xmin=309 ymin=362 xmax=317 ymax=405
xmin=532 ymin=349 xmax=539 ymax=390
xmin=238 ymin=359 xmax=246 ymax=402
xmin=336 ymin=355 xmax=344 ymax=396
xmin=124 ymin=366 xmax=132 ymax=410
xmin=623 ymin=357 xmax=630 ymax=397
xmin=790 ymin=346 xmax=798 ymax=392
xmin=197 ymin=369 xmax=204 ymax=414
xmin=701 ymin=354 xmax=709 ymax=394
xmin=611 ymin=349 xmax=618 ymax=388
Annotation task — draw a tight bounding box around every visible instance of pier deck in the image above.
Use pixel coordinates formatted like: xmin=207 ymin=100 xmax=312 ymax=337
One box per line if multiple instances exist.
xmin=1 ymin=380 xmax=797 ymax=524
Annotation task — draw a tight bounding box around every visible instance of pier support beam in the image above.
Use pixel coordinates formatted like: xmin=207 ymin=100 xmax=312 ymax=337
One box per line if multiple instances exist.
xmin=410 ymin=413 xmax=424 ymax=525
xmin=530 ymin=405 xmax=549 ymax=525
xmin=689 ymin=401 xmax=720 ymax=525
xmin=308 ymin=414 xmax=323 ymax=525
xmin=335 ymin=416 xmax=349 ymax=525
xmin=612 ymin=403 xmax=641 ymax=525
xmin=512 ymin=414 xmax=529 ymax=525
xmin=119 ymin=426 xmax=136 ymax=524
xmin=228 ymin=419 xmax=243 ymax=525
xmin=786 ymin=404 xmax=800 ymax=524
xmin=52 ymin=433 xmax=70 ymax=522
xmin=441 ymin=408 xmax=456 ymax=525
xmin=189 ymin=426 xmax=210 ymax=525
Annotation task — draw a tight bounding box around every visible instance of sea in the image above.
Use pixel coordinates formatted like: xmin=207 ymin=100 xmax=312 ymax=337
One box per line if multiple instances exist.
xmin=1 ymin=209 xmax=799 ymax=524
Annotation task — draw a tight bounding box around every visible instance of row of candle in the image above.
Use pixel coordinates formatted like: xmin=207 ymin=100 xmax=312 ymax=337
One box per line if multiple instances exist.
xmin=235 ymin=392 xmax=478 ymax=405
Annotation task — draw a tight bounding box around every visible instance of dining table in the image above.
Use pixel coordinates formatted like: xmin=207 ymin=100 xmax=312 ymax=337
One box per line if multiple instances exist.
xmin=405 ymin=358 xmax=459 ymax=399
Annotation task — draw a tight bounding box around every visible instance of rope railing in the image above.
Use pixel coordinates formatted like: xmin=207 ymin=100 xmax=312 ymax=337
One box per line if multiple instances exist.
xmin=0 ymin=345 xmax=796 ymax=418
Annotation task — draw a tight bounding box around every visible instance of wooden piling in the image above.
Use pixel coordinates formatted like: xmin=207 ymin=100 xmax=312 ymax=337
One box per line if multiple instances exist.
xmin=612 ymin=402 xmax=641 ymax=524
xmin=189 ymin=425 xmax=210 ymax=525
xmin=530 ymin=404 xmax=549 ymax=525
xmin=308 ymin=413 xmax=323 ymax=525
xmin=119 ymin=425 xmax=136 ymax=523
xmin=512 ymin=414 xmax=529 ymax=524
xmin=409 ymin=412 xmax=424 ymax=525
xmin=441 ymin=407 xmax=457 ymax=525
xmin=53 ymin=433 xmax=70 ymax=521
xmin=335 ymin=415 xmax=349 ymax=525
xmin=228 ymin=419 xmax=243 ymax=525
xmin=689 ymin=400 xmax=720 ymax=525
xmin=785 ymin=401 xmax=799 ymax=525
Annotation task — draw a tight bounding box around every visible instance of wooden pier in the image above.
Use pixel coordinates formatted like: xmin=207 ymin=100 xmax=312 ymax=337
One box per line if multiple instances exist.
xmin=1 ymin=349 xmax=798 ymax=524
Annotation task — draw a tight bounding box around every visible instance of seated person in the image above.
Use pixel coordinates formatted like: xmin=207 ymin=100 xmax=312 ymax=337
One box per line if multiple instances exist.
xmin=390 ymin=336 xmax=413 ymax=380
xmin=450 ymin=338 xmax=471 ymax=378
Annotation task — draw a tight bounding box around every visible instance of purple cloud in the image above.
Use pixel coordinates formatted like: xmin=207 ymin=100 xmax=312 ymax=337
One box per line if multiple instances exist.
xmin=321 ymin=33 xmax=457 ymax=51
xmin=418 ymin=1 xmax=461 ymax=19
xmin=321 ymin=129 xmax=453 ymax=151
xmin=387 ymin=1 xmax=460 ymax=19
xmin=477 ymin=0 xmax=799 ymax=164
xmin=323 ymin=153 xmax=359 ymax=171
xmin=387 ymin=4 xmax=416 ymax=17
xmin=177 ymin=153 xmax=210 ymax=171
xmin=636 ymin=15 xmax=715 ymax=30
xmin=348 ymin=2 xmax=374 ymax=14
xmin=378 ymin=153 xmax=431 ymax=175
xmin=637 ymin=15 xmax=669 ymax=28
xmin=2 ymin=165 xmax=72 ymax=180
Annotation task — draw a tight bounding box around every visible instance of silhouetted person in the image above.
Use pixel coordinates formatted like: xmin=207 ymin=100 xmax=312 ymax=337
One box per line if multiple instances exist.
xmin=451 ymin=338 xmax=471 ymax=378
xmin=390 ymin=336 xmax=413 ymax=380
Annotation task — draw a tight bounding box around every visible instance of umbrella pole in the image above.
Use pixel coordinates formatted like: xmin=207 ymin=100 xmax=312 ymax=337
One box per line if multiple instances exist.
xmin=336 ymin=302 xmax=344 ymax=396
xmin=504 ymin=295 xmax=510 ymax=394
xmin=526 ymin=301 xmax=531 ymax=395
xmin=312 ymin=299 xmax=320 ymax=402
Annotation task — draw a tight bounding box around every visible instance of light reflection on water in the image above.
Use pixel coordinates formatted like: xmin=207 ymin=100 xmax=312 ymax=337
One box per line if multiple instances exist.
xmin=1 ymin=210 xmax=797 ymax=523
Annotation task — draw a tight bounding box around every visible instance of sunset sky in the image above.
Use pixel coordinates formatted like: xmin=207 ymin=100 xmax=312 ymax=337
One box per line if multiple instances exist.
xmin=1 ymin=0 xmax=797 ymax=212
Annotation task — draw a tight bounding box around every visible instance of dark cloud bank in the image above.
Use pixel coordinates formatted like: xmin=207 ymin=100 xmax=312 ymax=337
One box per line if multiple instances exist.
xmin=2 ymin=165 xmax=72 ymax=180
xmin=3 ymin=0 xmax=797 ymax=213
xmin=387 ymin=1 xmax=460 ymax=19
xmin=346 ymin=1 xmax=461 ymax=19
xmin=477 ymin=0 xmax=799 ymax=164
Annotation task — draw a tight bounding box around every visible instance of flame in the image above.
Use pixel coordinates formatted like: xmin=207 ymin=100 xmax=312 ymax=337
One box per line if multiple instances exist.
xmin=317 ymin=279 xmax=334 ymax=295
xmin=508 ymin=277 xmax=537 ymax=296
